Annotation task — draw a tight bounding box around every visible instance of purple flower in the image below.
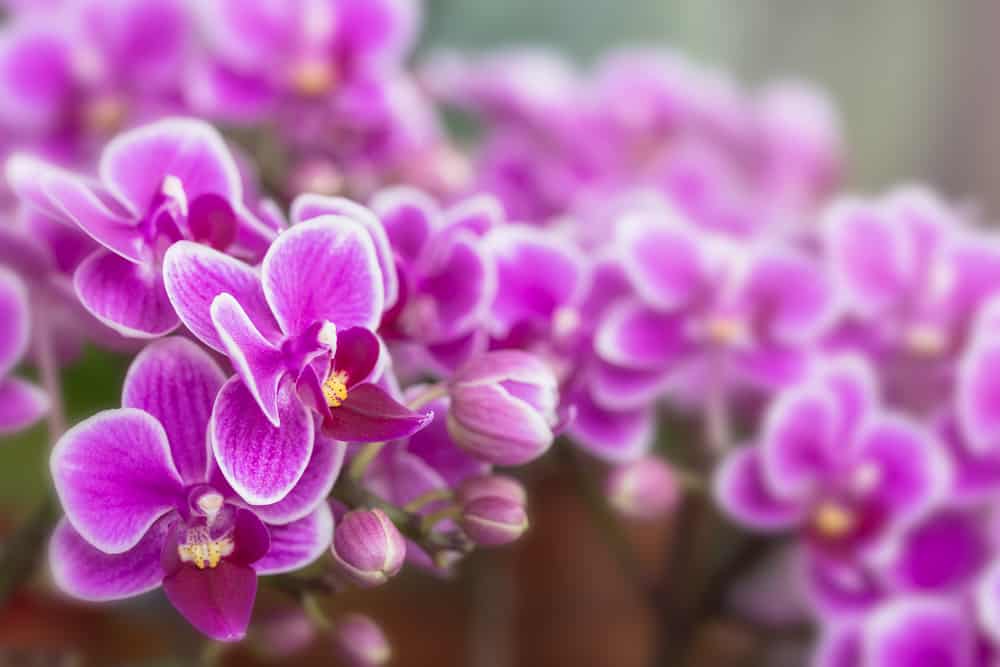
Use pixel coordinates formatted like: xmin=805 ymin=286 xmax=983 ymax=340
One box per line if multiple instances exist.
xmin=597 ymin=202 xmax=837 ymax=399
xmin=714 ymin=357 xmax=950 ymax=558
xmin=163 ymin=213 xmax=429 ymax=504
xmin=0 ymin=0 xmax=192 ymax=162
xmin=369 ymin=187 xmax=498 ymax=372
xmin=824 ymin=187 xmax=1000 ymax=409
xmin=459 ymin=495 xmax=528 ymax=547
xmin=814 ymin=598 xmax=979 ymax=667
xmin=8 ymin=118 xmax=276 ymax=337
xmin=0 ymin=267 xmax=47 ymax=433
xmin=49 ymin=338 xmax=338 ymax=641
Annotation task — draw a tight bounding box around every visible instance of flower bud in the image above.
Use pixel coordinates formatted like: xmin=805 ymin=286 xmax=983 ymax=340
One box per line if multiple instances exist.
xmin=330 ymin=509 xmax=406 ymax=588
xmin=460 ymin=496 xmax=529 ymax=546
xmin=447 ymin=351 xmax=560 ymax=465
xmin=331 ymin=613 xmax=391 ymax=667
xmin=606 ymin=457 xmax=680 ymax=521
xmin=457 ymin=474 xmax=527 ymax=506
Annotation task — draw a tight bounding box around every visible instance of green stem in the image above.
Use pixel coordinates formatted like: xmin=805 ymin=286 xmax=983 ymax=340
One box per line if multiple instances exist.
xmin=403 ymin=488 xmax=453 ymax=513
xmin=347 ymin=441 xmax=386 ymax=481
xmin=420 ymin=506 xmax=461 ymax=533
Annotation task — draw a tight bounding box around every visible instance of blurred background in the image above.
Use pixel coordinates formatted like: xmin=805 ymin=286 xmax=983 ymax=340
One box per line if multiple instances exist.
xmin=0 ymin=1 xmax=994 ymax=665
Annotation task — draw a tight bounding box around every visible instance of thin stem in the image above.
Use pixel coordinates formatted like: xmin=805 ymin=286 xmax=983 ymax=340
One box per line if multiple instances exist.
xmin=404 ymin=488 xmax=454 ymax=513
xmin=420 ymin=506 xmax=461 ymax=533
xmin=406 ymin=382 xmax=448 ymax=411
xmin=347 ymin=441 xmax=386 ymax=481
xmin=302 ymin=593 xmax=334 ymax=631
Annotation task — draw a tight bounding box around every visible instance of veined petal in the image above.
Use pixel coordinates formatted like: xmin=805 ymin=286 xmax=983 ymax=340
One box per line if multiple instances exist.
xmin=211 ymin=376 xmax=314 ymax=506
xmin=864 ymin=598 xmax=973 ymax=667
xmin=262 ymin=216 xmax=383 ymax=336
xmin=250 ymin=425 xmax=345 ymax=525
xmin=253 ymin=503 xmax=334 ymax=575
xmin=291 ymin=194 xmax=399 ymax=310
xmin=51 ymin=409 xmax=185 ymax=553
xmin=123 ymin=338 xmax=226 ymax=485
xmin=162 ymin=241 xmax=278 ymax=353
xmin=99 ymin=118 xmax=242 ymax=217
xmin=211 ymin=293 xmax=285 ymax=426
xmin=49 ymin=515 xmax=174 ymax=601
xmin=73 ymin=250 xmax=180 ymax=338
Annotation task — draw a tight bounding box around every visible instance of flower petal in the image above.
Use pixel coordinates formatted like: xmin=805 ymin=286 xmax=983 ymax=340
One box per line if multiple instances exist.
xmin=163 ymin=561 xmax=256 ymax=642
xmin=402 ymin=397 xmax=490 ymax=487
xmin=616 ymin=208 xmax=708 ymax=310
xmin=0 ymin=377 xmax=48 ymax=435
xmin=253 ymin=503 xmax=334 ymax=575
xmin=51 ymin=409 xmax=184 ymax=553
xmin=738 ymin=247 xmax=836 ymax=343
xmin=162 ymin=241 xmax=278 ymax=352
xmin=211 ymin=376 xmax=314 ymax=506
xmin=73 ymin=250 xmax=179 ymax=338
xmin=714 ymin=446 xmax=802 ymax=530
xmin=568 ymin=390 xmax=654 ymax=463
xmin=853 ymin=416 xmax=949 ymax=520
xmin=262 ymin=216 xmax=384 ymax=336
xmin=369 ymin=186 xmax=436 ymax=266
xmin=865 ymin=598 xmax=973 ymax=667
xmin=760 ymin=388 xmax=839 ymax=499
xmin=332 ymin=327 xmax=381 ymax=387
xmin=122 ymin=337 xmax=226 ymax=485
xmin=291 ymin=194 xmax=398 ymax=310
xmin=99 ymin=118 xmax=241 ymax=217
xmin=211 ymin=293 xmax=285 ymax=426
xmin=251 ymin=425 xmax=345 ymax=525
xmin=958 ymin=340 xmax=1000 ymax=452
xmin=49 ymin=515 xmax=173 ymax=601
xmin=0 ymin=268 xmax=29 ymax=376
xmin=595 ymin=300 xmax=692 ymax=370
xmin=323 ymin=383 xmax=431 ymax=443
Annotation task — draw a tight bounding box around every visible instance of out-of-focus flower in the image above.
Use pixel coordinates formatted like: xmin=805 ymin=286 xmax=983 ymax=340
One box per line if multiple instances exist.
xmin=597 ymin=201 xmax=837 ymax=400
xmin=0 ymin=267 xmax=47 ymax=433
xmin=331 ymin=613 xmax=391 ymax=667
xmin=253 ymin=607 xmax=317 ymax=658
xmin=163 ymin=214 xmax=429 ymax=504
xmin=459 ymin=495 xmax=528 ymax=547
xmin=330 ymin=508 xmax=406 ymax=587
xmin=447 ymin=350 xmax=561 ymax=465
xmin=0 ymin=0 xmax=193 ymax=164
xmin=825 ymin=187 xmax=1000 ymax=410
xmin=371 ymin=187 xmax=499 ymax=373
xmin=714 ymin=358 xmax=950 ymax=557
xmin=605 ymin=456 xmax=681 ymax=521
xmin=8 ymin=118 xmax=276 ymax=337
xmin=49 ymin=338 xmax=337 ymax=640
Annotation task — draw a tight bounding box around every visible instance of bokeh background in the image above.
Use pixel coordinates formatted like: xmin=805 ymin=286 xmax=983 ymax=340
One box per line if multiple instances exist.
xmin=0 ymin=1 xmax=994 ymax=665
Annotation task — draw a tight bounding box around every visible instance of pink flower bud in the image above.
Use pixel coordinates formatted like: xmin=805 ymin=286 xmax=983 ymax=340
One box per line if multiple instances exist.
xmin=457 ymin=474 xmax=527 ymax=506
xmin=448 ymin=351 xmax=560 ymax=465
xmin=330 ymin=509 xmax=406 ymax=588
xmin=331 ymin=613 xmax=391 ymax=667
xmin=606 ymin=457 xmax=681 ymax=521
xmin=460 ymin=496 xmax=529 ymax=546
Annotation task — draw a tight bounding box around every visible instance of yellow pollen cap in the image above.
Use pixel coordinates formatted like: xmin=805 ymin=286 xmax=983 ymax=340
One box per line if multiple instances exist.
xmin=323 ymin=370 xmax=349 ymax=408
xmin=812 ymin=502 xmax=855 ymax=539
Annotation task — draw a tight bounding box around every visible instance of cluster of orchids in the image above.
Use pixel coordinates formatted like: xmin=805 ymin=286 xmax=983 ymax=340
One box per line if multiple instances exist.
xmin=2 ymin=1 xmax=1000 ymax=666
